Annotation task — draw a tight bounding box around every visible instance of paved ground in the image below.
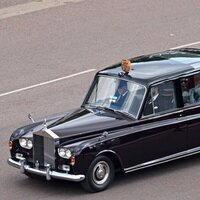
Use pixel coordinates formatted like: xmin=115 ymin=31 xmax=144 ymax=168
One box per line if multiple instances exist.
xmin=0 ymin=0 xmax=200 ymax=199
xmin=0 ymin=0 xmax=33 ymax=9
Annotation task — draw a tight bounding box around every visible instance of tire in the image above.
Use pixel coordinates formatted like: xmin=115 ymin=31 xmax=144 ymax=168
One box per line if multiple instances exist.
xmin=81 ymin=155 xmax=115 ymax=193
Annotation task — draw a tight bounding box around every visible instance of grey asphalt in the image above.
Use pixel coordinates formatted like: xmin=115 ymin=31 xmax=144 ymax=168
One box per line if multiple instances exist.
xmin=0 ymin=0 xmax=33 ymax=8
xmin=0 ymin=0 xmax=200 ymax=199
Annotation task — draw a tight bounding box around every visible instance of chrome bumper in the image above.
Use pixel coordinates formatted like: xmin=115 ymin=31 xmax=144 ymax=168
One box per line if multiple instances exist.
xmin=7 ymin=158 xmax=85 ymax=182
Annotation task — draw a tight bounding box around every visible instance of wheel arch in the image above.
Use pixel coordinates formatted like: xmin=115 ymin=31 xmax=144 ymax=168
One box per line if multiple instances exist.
xmin=96 ymin=150 xmax=124 ymax=173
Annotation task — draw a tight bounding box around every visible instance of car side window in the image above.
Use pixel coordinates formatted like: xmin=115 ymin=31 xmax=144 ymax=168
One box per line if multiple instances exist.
xmin=181 ymin=73 xmax=200 ymax=106
xmin=143 ymin=81 xmax=177 ymax=116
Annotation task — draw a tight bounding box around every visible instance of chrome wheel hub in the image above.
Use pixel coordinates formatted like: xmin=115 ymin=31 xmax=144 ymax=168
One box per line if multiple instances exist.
xmin=92 ymin=161 xmax=110 ymax=185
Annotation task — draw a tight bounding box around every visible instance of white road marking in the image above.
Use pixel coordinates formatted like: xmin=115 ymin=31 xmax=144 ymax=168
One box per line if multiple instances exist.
xmin=0 ymin=0 xmax=84 ymax=20
xmin=0 ymin=41 xmax=199 ymax=98
xmin=0 ymin=69 xmax=96 ymax=97
xmin=170 ymin=41 xmax=200 ymax=50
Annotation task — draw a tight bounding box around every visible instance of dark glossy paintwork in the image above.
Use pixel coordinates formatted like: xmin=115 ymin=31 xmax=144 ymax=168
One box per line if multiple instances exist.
xmin=181 ymin=105 xmax=200 ymax=149
xmin=49 ymin=108 xmax=131 ymax=139
xmin=9 ymin=48 xmax=200 ymax=177
xmin=98 ymin=48 xmax=200 ymax=86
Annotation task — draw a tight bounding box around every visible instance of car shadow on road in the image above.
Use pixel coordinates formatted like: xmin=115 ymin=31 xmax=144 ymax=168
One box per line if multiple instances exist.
xmin=10 ymin=153 xmax=200 ymax=196
xmin=113 ymin=153 xmax=200 ymax=187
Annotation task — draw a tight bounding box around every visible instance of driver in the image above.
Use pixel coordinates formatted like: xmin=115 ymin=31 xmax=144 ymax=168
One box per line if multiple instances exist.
xmin=111 ymin=80 xmax=129 ymax=109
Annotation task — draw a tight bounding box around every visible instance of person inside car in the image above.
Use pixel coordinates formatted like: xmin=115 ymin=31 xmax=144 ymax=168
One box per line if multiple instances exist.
xmin=111 ymin=80 xmax=129 ymax=109
xmin=143 ymin=83 xmax=176 ymax=115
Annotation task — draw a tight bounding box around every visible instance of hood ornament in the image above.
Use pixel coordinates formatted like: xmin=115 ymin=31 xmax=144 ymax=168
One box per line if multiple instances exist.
xmin=28 ymin=113 xmax=35 ymax=123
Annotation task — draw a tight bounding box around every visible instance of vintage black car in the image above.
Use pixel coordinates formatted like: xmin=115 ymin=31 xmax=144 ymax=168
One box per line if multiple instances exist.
xmin=8 ymin=48 xmax=200 ymax=192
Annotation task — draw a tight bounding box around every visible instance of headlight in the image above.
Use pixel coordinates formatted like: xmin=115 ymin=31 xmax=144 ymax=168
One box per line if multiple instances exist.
xmin=58 ymin=147 xmax=72 ymax=159
xmin=19 ymin=138 xmax=33 ymax=149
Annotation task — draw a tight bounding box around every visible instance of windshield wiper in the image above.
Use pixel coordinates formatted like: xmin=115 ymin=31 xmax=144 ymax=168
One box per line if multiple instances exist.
xmin=113 ymin=110 xmax=135 ymax=120
xmin=95 ymin=106 xmax=134 ymax=120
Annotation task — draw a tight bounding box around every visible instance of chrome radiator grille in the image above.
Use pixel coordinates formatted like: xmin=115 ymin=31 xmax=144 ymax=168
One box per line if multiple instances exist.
xmin=33 ymin=128 xmax=59 ymax=169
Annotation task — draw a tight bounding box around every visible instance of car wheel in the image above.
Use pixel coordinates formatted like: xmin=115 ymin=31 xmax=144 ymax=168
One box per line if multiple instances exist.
xmin=81 ymin=155 xmax=115 ymax=192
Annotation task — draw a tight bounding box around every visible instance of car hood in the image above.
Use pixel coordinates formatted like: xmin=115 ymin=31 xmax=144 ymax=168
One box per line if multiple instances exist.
xmin=11 ymin=107 xmax=133 ymax=142
xmin=49 ymin=107 xmax=132 ymax=139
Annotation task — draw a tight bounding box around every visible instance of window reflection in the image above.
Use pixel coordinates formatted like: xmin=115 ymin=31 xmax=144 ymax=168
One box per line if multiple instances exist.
xmin=181 ymin=73 xmax=200 ymax=106
xmin=85 ymin=76 xmax=146 ymax=118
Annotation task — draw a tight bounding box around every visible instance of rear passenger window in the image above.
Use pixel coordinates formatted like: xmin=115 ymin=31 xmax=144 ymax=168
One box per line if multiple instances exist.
xmin=181 ymin=73 xmax=200 ymax=106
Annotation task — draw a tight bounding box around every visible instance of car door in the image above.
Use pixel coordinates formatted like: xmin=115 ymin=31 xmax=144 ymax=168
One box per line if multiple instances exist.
xmin=180 ymin=73 xmax=200 ymax=150
xmin=118 ymin=80 xmax=188 ymax=169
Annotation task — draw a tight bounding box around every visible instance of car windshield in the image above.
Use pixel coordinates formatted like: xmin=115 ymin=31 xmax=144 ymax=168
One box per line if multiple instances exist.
xmin=84 ymin=75 xmax=146 ymax=118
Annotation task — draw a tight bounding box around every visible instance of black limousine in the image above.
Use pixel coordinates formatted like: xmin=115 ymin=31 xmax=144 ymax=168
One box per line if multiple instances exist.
xmin=8 ymin=48 xmax=200 ymax=192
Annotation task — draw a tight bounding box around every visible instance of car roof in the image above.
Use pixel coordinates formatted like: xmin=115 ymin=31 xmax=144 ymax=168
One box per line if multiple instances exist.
xmin=98 ymin=48 xmax=200 ymax=86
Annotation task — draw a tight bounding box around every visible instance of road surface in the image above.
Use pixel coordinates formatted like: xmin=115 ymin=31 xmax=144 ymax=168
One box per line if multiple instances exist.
xmin=0 ymin=0 xmax=200 ymax=199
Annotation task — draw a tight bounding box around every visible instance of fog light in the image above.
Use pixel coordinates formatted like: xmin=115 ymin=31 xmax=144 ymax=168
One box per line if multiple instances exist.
xmin=62 ymin=165 xmax=70 ymax=172
xmin=16 ymin=153 xmax=24 ymax=160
